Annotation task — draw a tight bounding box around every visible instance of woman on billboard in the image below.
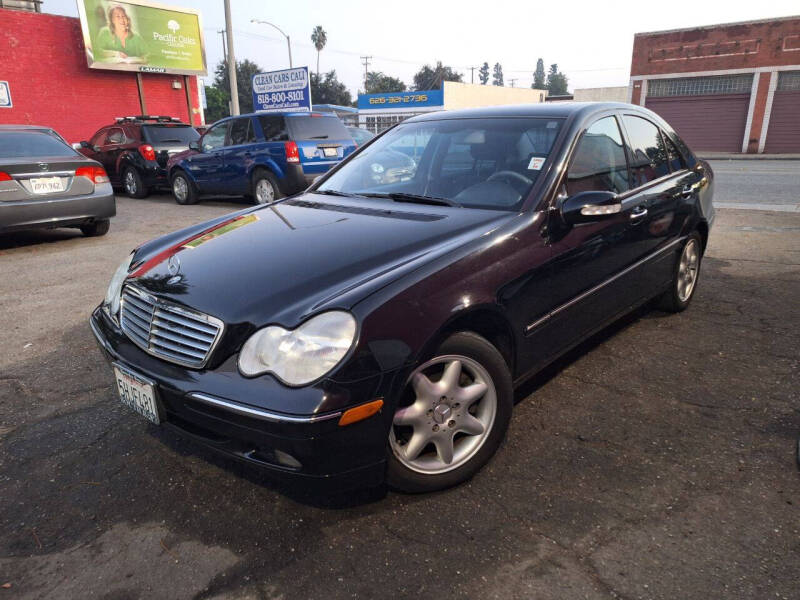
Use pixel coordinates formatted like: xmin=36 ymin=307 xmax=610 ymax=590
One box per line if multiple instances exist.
xmin=96 ymin=4 xmax=148 ymax=63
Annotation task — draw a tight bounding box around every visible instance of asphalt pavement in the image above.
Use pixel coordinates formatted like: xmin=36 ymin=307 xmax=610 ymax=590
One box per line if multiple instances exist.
xmin=0 ymin=164 xmax=798 ymax=599
xmin=707 ymin=160 xmax=800 ymax=212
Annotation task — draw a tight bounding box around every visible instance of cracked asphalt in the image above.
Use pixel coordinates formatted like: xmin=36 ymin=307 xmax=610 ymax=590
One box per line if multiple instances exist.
xmin=1 ymin=166 xmax=798 ymax=599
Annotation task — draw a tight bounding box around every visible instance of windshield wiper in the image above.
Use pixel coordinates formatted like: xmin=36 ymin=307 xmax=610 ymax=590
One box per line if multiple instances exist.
xmin=314 ymin=189 xmax=353 ymax=197
xmin=360 ymin=192 xmax=461 ymax=207
xmin=309 ymin=135 xmax=329 ymax=139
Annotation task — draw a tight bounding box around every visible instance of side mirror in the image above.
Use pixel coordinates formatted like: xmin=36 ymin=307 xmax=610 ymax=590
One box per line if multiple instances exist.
xmin=561 ymin=190 xmax=621 ymax=225
xmin=189 ymin=141 xmax=200 ymax=151
xmin=79 ymin=141 xmax=91 ymax=149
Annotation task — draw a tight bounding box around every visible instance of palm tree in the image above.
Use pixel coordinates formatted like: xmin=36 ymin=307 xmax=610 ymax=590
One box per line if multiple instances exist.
xmin=310 ymin=26 xmax=327 ymax=77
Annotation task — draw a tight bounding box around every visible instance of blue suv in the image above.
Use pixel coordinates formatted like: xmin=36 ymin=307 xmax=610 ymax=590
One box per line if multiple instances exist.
xmin=167 ymin=112 xmax=356 ymax=205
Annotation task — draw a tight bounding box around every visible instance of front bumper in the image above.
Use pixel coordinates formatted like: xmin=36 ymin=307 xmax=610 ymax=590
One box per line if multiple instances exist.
xmin=89 ymin=307 xmax=388 ymax=489
xmin=0 ymin=188 xmax=115 ymax=233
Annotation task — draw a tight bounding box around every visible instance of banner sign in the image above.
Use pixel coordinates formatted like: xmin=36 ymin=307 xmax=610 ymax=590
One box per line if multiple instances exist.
xmin=77 ymin=0 xmax=207 ymax=76
xmin=357 ymin=89 xmax=444 ymax=110
xmin=0 ymin=82 xmax=11 ymax=108
xmin=252 ymin=67 xmax=311 ymax=113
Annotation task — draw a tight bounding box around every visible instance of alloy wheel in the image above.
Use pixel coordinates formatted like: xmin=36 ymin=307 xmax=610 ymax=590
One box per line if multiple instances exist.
xmin=389 ymin=355 xmax=497 ymax=475
xmin=173 ymin=176 xmax=188 ymax=202
xmin=255 ymin=178 xmax=275 ymax=204
xmin=677 ymin=238 xmax=700 ymax=302
xmin=124 ymin=170 xmax=137 ymax=195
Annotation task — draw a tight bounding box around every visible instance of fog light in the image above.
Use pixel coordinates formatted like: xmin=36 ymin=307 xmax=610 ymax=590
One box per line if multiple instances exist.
xmin=274 ymin=449 xmax=302 ymax=469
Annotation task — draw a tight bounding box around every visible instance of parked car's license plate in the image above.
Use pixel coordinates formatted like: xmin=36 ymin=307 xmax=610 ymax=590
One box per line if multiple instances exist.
xmin=112 ymin=364 xmax=160 ymax=424
xmin=323 ymin=147 xmax=337 ymax=157
xmin=30 ymin=177 xmax=65 ymax=194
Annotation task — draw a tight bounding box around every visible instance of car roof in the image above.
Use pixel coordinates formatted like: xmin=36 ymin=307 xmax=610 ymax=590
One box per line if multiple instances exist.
xmin=222 ymin=111 xmax=339 ymax=120
xmin=406 ymin=102 xmax=638 ymax=122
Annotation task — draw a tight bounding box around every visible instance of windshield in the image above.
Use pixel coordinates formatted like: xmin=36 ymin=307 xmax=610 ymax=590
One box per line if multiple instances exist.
xmin=317 ymin=117 xmax=563 ymax=210
xmin=0 ymin=131 xmax=76 ymax=159
xmin=142 ymin=125 xmax=200 ymax=144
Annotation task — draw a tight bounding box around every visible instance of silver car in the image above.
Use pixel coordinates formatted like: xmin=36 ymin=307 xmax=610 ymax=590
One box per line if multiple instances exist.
xmin=0 ymin=125 xmax=115 ymax=236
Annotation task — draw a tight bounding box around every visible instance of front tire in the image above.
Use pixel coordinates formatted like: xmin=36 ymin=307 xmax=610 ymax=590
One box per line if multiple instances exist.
xmin=387 ymin=332 xmax=513 ymax=493
xmin=171 ymin=171 xmax=199 ymax=205
xmin=658 ymin=232 xmax=703 ymax=312
xmin=123 ymin=167 xmax=148 ymax=199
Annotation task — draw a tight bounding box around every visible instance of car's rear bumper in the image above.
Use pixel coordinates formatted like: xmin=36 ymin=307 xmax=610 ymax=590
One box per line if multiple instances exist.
xmin=0 ymin=187 xmax=115 ymax=232
xmin=89 ymin=307 xmax=388 ymax=490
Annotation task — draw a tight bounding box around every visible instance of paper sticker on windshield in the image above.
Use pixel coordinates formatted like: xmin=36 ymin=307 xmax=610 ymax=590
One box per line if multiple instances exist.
xmin=528 ymin=157 xmax=545 ymax=170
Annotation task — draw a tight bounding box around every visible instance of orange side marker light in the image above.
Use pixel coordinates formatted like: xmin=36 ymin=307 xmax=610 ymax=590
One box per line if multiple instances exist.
xmin=338 ymin=399 xmax=384 ymax=427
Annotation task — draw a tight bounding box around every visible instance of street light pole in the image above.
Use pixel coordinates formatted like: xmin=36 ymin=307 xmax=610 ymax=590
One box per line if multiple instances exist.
xmin=224 ymin=0 xmax=239 ymax=115
xmin=250 ymin=19 xmax=293 ymax=68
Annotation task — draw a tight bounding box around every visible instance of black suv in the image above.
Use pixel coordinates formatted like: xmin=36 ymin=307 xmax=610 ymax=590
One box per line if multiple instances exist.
xmin=78 ymin=116 xmax=200 ymax=198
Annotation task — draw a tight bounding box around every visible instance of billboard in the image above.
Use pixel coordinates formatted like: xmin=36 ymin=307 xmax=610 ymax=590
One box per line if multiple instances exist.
xmin=77 ymin=0 xmax=207 ymax=76
xmin=252 ymin=67 xmax=312 ymax=113
xmin=357 ymin=89 xmax=444 ymax=110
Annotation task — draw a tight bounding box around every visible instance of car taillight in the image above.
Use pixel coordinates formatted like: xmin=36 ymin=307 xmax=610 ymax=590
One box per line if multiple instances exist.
xmin=138 ymin=144 xmax=156 ymax=161
xmin=0 ymin=172 xmax=12 ymax=181
xmin=285 ymin=141 xmax=300 ymax=163
xmin=75 ymin=166 xmax=110 ymax=184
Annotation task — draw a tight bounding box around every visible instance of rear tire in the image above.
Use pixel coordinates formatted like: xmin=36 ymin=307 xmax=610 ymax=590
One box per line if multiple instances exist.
xmin=171 ymin=171 xmax=199 ymax=205
xmin=252 ymin=169 xmax=282 ymax=205
xmin=123 ymin=167 xmax=148 ymax=199
xmin=80 ymin=219 xmax=110 ymax=237
xmin=658 ymin=232 xmax=703 ymax=312
xmin=387 ymin=332 xmax=513 ymax=493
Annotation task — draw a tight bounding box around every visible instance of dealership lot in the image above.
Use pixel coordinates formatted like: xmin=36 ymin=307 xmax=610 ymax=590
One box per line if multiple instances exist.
xmin=0 ymin=161 xmax=798 ymax=599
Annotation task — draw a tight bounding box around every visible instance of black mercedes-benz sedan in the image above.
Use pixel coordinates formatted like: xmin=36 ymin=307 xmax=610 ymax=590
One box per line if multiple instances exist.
xmin=0 ymin=125 xmax=115 ymax=236
xmin=90 ymin=102 xmax=714 ymax=493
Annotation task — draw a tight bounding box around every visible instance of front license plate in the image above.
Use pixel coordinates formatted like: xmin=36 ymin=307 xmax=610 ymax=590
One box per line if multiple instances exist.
xmin=30 ymin=177 xmax=65 ymax=194
xmin=323 ymin=147 xmax=337 ymax=157
xmin=113 ymin=365 xmax=160 ymax=424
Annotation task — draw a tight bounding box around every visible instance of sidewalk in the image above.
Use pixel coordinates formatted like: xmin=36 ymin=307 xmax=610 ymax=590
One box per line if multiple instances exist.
xmin=699 ymin=152 xmax=800 ymax=160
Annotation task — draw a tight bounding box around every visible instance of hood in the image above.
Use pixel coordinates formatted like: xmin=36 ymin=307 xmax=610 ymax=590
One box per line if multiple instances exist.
xmin=128 ymin=193 xmax=513 ymax=327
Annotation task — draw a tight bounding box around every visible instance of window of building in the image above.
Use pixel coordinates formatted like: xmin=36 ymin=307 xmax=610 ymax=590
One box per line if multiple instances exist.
xmin=647 ymin=74 xmax=753 ymax=97
xmin=777 ymin=71 xmax=800 ymax=91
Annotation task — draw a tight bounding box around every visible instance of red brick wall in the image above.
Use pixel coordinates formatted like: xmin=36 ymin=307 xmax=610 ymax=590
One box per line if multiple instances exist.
xmin=745 ymin=73 xmax=773 ymax=153
xmin=631 ymin=17 xmax=800 ymax=76
xmin=0 ymin=8 xmax=202 ymax=143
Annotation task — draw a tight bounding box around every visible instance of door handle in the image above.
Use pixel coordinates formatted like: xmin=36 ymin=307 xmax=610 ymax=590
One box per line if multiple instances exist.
xmin=630 ymin=206 xmax=648 ymax=222
xmin=680 ymin=185 xmax=694 ymax=198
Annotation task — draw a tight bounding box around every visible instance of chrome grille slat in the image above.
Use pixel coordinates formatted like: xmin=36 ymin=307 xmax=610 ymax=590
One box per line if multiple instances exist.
xmin=151 ymin=309 xmax=218 ymax=336
xmin=151 ymin=317 xmax=215 ymax=343
xmin=119 ymin=286 xmax=223 ymax=368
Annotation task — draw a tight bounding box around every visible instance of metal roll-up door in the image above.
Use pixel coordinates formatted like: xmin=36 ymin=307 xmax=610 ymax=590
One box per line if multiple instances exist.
xmin=764 ymin=71 xmax=800 ymax=153
xmin=645 ymin=74 xmax=753 ymax=152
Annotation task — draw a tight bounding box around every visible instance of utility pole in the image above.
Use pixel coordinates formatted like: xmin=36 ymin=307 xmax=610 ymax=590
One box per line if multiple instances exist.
xmin=218 ymin=30 xmax=227 ymax=63
xmin=469 ymin=66 xmax=476 ymax=84
xmin=224 ymin=0 xmax=239 ymax=115
xmin=360 ymin=55 xmax=371 ymax=93
xmin=510 ymin=78 xmax=517 ymax=88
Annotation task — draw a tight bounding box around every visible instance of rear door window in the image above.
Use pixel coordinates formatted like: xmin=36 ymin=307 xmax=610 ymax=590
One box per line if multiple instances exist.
xmin=286 ymin=116 xmax=350 ymax=140
xmin=622 ymin=115 xmax=671 ymax=187
xmin=566 ymin=116 xmax=630 ymax=196
xmin=258 ymin=116 xmax=289 ymax=141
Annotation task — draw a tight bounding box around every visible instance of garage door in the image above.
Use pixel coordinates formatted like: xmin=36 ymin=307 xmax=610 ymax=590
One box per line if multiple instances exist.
xmin=764 ymin=71 xmax=800 ymax=153
xmin=645 ymin=74 xmax=753 ymax=152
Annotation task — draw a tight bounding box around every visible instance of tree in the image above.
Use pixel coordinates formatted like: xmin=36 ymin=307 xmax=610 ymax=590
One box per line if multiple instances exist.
xmin=532 ymin=58 xmax=545 ymax=89
xmin=478 ymin=62 xmax=490 ymax=85
xmin=546 ymin=63 xmax=569 ymax=95
xmin=204 ymin=84 xmax=229 ymax=123
xmin=310 ymin=70 xmax=352 ymax=106
xmin=365 ymin=71 xmax=406 ymax=94
xmin=310 ymin=26 xmax=327 ymax=77
xmin=492 ymin=63 xmax=503 ymax=86
xmin=213 ymin=58 xmax=262 ymax=114
xmin=412 ymin=61 xmax=463 ymax=91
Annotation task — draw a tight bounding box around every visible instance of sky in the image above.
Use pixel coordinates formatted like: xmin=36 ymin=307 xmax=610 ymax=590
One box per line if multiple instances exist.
xmin=46 ymin=0 xmax=799 ymax=97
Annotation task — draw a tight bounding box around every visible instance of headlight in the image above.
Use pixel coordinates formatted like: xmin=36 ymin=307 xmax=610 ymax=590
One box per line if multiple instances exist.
xmin=104 ymin=253 xmax=134 ymax=320
xmin=238 ymin=311 xmax=357 ymax=386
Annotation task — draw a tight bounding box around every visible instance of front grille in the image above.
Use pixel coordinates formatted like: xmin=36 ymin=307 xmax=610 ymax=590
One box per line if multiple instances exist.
xmin=120 ymin=285 xmax=223 ymax=368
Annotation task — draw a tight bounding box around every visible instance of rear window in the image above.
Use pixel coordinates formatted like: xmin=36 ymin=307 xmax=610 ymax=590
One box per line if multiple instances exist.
xmin=287 ymin=116 xmax=350 ymax=141
xmin=0 ymin=131 xmax=76 ymax=159
xmin=142 ymin=125 xmax=200 ymax=144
